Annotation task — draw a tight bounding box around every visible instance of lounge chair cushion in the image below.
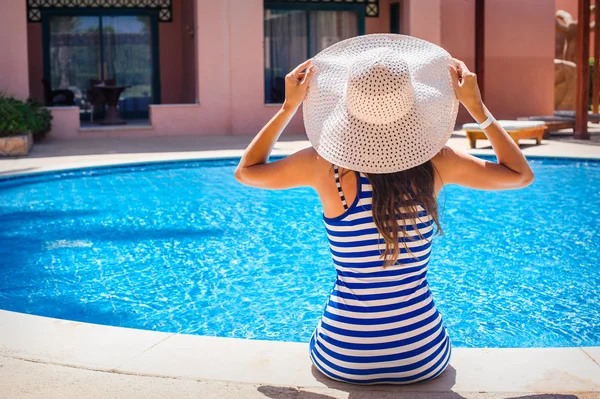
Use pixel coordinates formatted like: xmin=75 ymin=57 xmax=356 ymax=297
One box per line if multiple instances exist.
xmin=462 ymin=120 xmax=546 ymax=131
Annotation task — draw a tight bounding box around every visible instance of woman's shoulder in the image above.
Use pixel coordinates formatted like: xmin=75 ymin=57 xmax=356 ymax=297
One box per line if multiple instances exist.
xmin=430 ymin=146 xmax=459 ymax=194
xmin=302 ymin=146 xmax=334 ymax=170
xmin=300 ymin=146 xmax=351 ymax=191
xmin=430 ymin=146 xmax=455 ymax=171
xmin=287 ymin=146 xmax=334 ymax=184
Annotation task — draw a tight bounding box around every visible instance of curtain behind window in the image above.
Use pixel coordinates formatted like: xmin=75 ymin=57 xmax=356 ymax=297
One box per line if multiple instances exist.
xmin=49 ymin=16 xmax=100 ymax=108
xmin=309 ymin=11 xmax=358 ymax=54
xmin=264 ymin=9 xmax=358 ymax=104
xmin=102 ymin=15 xmax=153 ymax=115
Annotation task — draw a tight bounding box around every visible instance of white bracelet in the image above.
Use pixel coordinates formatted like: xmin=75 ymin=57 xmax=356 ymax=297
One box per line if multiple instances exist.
xmin=477 ymin=113 xmax=495 ymax=129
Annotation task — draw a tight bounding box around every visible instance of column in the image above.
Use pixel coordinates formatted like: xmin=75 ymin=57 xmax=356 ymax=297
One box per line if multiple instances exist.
xmin=0 ymin=4 xmax=30 ymax=99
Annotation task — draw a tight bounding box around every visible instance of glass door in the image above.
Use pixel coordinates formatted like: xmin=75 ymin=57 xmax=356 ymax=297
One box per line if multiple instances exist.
xmin=48 ymin=16 xmax=101 ymax=116
xmin=45 ymin=13 xmax=158 ymax=121
xmin=102 ymin=15 xmax=154 ymax=119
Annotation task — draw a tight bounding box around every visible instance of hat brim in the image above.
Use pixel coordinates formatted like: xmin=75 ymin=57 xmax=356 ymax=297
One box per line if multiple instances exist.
xmin=303 ymin=34 xmax=459 ymax=174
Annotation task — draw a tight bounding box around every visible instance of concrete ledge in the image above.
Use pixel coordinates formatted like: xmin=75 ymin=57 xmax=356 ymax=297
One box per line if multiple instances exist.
xmin=79 ymin=123 xmax=153 ymax=133
xmin=150 ymin=104 xmax=200 ymax=108
xmin=0 ymin=149 xmax=247 ymax=178
xmin=1 ymin=310 xmax=599 ymax=393
xmin=48 ymin=106 xmax=80 ymax=139
xmin=149 ymin=104 xmax=218 ymax=136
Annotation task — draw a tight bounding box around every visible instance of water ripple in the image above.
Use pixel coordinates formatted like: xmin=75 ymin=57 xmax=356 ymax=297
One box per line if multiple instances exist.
xmin=0 ymin=158 xmax=598 ymax=347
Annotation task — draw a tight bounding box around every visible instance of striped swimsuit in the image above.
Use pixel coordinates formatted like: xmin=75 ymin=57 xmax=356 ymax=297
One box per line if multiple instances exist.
xmin=308 ymin=166 xmax=451 ymax=384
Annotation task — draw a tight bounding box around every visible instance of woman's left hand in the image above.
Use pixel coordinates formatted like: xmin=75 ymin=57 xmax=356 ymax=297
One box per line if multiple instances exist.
xmin=283 ymin=59 xmax=316 ymax=111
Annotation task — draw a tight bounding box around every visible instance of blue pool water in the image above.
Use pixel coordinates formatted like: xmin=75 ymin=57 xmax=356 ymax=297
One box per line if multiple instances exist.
xmin=0 ymin=158 xmax=599 ymax=348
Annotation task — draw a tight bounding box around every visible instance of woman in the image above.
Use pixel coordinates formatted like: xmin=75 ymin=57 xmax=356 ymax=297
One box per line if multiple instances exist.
xmin=235 ymin=35 xmax=533 ymax=384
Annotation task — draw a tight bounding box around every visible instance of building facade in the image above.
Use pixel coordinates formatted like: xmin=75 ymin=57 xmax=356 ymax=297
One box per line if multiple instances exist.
xmin=0 ymin=0 xmax=556 ymax=138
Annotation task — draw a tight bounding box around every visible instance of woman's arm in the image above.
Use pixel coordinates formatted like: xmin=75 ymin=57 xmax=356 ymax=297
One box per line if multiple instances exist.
xmin=433 ymin=59 xmax=534 ymax=191
xmin=235 ymin=60 xmax=319 ymax=190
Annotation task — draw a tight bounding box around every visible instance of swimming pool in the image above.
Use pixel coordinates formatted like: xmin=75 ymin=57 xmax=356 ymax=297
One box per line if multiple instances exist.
xmin=0 ymin=157 xmax=598 ymax=348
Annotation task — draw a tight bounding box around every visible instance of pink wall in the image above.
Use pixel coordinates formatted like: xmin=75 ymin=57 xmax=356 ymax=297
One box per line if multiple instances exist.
xmin=49 ymin=104 xmax=207 ymax=139
xmin=156 ymin=0 xmax=197 ymax=104
xmin=414 ymin=0 xmax=554 ymax=121
xmin=556 ymin=0 xmax=578 ymax=15
xmin=193 ymin=0 xmax=233 ymax=133
xmin=555 ymin=0 xmax=597 ymax=20
xmin=441 ymin=0 xmax=475 ymax=67
xmin=230 ymin=0 xmax=273 ymax=135
xmin=404 ymin=0 xmax=554 ymax=121
xmin=406 ymin=0 xmax=442 ymax=45
xmin=159 ymin=0 xmax=197 ymax=104
xmin=0 ymin=5 xmax=29 ymax=100
xmin=150 ymin=104 xmax=207 ymax=135
xmin=401 ymin=0 xmax=477 ymax=124
xmin=159 ymin=0 xmax=187 ymax=104
xmin=484 ymin=0 xmax=555 ymax=119
xmin=27 ymin=24 xmax=44 ymax=103
xmin=48 ymin=107 xmax=81 ymax=138
xmin=366 ymin=0 xmax=390 ymax=34
xmin=181 ymin=0 xmax=197 ymax=103
xmin=441 ymin=0 xmax=475 ymax=124
xmin=158 ymin=0 xmax=183 ymax=104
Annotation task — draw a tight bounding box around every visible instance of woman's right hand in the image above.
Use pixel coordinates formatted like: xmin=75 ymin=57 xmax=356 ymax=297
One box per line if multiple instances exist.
xmin=283 ymin=59 xmax=315 ymax=111
xmin=435 ymin=59 xmax=534 ymax=193
xmin=449 ymin=58 xmax=483 ymax=112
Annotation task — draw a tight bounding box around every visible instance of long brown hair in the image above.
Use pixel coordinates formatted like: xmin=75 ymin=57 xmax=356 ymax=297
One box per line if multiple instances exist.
xmin=365 ymin=160 xmax=442 ymax=267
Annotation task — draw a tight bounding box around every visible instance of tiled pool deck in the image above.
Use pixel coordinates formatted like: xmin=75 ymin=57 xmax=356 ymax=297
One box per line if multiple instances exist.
xmin=1 ymin=133 xmax=600 ymax=398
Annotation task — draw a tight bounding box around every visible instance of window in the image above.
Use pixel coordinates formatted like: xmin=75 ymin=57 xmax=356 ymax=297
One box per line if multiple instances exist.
xmin=264 ymin=6 xmax=363 ymax=104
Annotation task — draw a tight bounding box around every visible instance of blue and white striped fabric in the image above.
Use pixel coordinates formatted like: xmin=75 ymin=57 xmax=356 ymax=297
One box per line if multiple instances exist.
xmin=309 ymin=171 xmax=451 ymax=385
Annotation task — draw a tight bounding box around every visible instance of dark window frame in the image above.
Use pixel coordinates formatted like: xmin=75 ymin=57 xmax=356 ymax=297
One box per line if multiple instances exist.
xmin=28 ymin=1 xmax=173 ymax=23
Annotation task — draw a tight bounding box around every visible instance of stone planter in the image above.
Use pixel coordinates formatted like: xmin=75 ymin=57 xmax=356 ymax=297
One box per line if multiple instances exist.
xmin=0 ymin=132 xmax=33 ymax=156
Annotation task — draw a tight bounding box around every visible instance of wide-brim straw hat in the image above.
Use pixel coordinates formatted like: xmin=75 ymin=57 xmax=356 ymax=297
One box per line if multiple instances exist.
xmin=303 ymin=34 xmax=459 ymax=174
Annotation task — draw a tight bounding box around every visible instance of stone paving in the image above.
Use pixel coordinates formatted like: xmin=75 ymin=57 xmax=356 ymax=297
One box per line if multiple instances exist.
xmin=2 ymin=356 xmax=600 ymax=399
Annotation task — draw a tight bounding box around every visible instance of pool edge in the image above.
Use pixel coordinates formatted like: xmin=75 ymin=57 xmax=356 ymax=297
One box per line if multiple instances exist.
xmin=1 ymin=309 xmax=599 ymax=393
xmin=1 ymin=146 xmax=599 ymax=184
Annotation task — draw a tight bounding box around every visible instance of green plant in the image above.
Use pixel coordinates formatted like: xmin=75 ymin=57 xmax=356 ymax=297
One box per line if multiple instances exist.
xmin=0 ymin=96 xmax=27 ymax=137
xmin=0 ymin=95 xmax=53 ymax=140
xmin=26 ymin=99 xmax=53 ymax=142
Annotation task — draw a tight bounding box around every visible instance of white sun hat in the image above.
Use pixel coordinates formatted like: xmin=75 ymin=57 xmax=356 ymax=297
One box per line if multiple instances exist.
xmin=303 ymin=34 xmax=459 ymax=174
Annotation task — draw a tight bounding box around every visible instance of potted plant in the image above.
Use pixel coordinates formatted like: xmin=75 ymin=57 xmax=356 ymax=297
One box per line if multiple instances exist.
xmin=0 ymin=95 xmax=52 ymax=156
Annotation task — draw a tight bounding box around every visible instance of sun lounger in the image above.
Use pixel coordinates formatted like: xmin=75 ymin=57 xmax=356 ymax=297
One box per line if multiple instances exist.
xmin=517 ymin=116 xmax=575 ymax=132
xmin=554 ymin=110 xmax=600 ymax=123
xmin=462 ymin=120 xmax=547 ymax=149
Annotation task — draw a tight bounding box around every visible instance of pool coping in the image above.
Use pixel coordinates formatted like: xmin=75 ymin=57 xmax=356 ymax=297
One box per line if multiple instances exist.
xmin=1 ymin=150 xmax=600 ymax=185
xmin=1 ymin=141 xmax=600 ymax=394
xmin=1 ymin=309 xmax=600 ymax=393
xmin=1 ymin=136 xmax=600 ymax=182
